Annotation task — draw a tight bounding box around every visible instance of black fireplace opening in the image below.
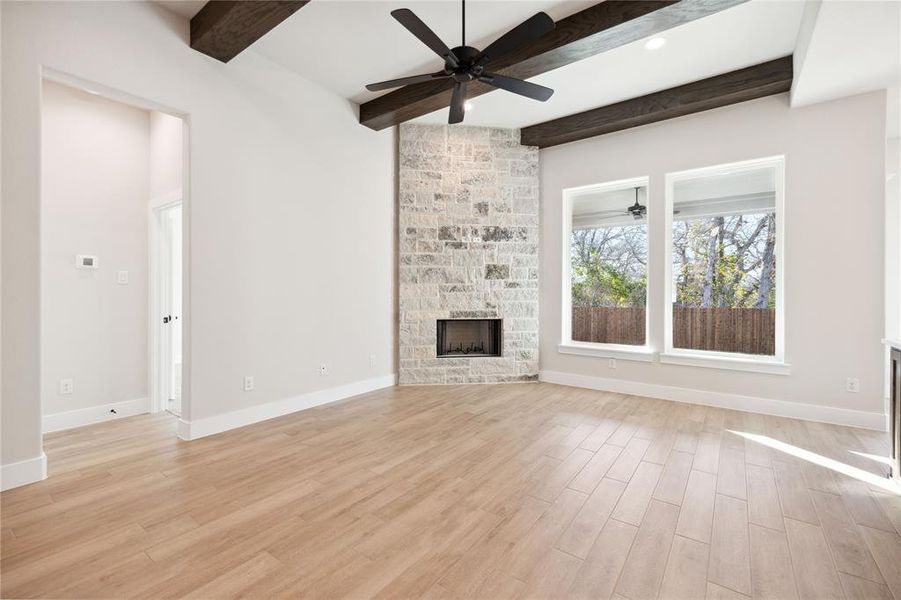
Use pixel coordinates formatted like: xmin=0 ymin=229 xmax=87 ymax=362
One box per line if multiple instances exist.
xmin=437 ymin=319 xmax=502 ymax=358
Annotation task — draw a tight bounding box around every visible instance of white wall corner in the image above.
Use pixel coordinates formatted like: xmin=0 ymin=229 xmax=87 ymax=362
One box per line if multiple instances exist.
xmin=177 ymin=374 xmax=397 ymax=441
xmin=789 ymin=0 xmax=822 ymax=107
xmin=43 ymin=397 xmax=151 ymax=433
xmin=539 ymin=370 xmax=887 ymax=431
xmin=1 ymin=453 xmax=48 ymax=492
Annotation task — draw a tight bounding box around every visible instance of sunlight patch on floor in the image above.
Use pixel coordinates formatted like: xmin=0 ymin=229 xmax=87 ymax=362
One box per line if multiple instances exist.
xmin=728 ymin=430 xmax=901 ymax=495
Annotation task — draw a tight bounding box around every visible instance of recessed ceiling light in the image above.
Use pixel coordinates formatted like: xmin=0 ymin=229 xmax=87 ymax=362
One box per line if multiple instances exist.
xmin=644 ymin=36 xmax=666 ymax=51
xmin=464 ymin=101 xmax=474 ymax=112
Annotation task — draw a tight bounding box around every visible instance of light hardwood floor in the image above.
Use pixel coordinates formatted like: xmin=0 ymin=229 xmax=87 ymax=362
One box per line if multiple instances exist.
xmin=2 ymin=383 xmax=900 ymax=599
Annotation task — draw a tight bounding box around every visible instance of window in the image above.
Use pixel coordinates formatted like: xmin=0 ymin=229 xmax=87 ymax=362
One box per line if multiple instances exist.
xmin=664 ymin=157 xmax=784 ymax=364
xmin=562 ymin=177 xmax=650 ymax=357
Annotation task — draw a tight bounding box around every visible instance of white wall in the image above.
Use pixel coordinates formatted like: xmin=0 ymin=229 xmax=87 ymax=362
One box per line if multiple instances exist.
xmin=886 ymin=135 xmax=900 ymax=344
xmin=150 ymin=110 xmax=183 ymax=204
xmin=540 ymin=93 xmax=887 ymax=425
xmin=40 ymin=80 xmax=150 ymax=418
xmin=1 ymin=1 xmax=395 ymax=483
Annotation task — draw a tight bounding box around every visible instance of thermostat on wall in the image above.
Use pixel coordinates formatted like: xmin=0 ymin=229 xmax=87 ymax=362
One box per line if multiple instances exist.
xmin=75 ymin=254 xmax=98 ymax=269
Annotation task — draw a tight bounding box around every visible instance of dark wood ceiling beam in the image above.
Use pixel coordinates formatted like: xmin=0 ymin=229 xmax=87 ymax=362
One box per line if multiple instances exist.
xmin=359 ymin=0 xmax=748 ymax=131
xmin=520 ymin=56 xmax=793 ymax=148
xmin=191 ymin=1 xmax=309 ymax=63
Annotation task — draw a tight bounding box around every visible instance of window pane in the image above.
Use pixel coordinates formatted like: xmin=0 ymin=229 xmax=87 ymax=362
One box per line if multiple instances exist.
xmin=571 ymin=184 xmax=648 ymax=345
xmin=671 ymin=164 xmax=777 ymax=355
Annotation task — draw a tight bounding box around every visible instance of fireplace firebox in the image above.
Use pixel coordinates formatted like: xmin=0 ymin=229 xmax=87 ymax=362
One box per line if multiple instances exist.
xmin=437 ymin=319 xmax=502 ymax=358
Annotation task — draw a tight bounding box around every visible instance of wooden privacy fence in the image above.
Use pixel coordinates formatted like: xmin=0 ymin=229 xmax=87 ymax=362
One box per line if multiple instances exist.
xmin=572 ymin=306 xmax=776 ymax=355
xmin=572 ymin=306 xmax=646 ymax=346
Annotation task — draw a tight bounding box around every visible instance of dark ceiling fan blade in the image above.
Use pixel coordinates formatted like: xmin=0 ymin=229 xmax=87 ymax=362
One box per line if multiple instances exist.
xmin=475 ymin=12 xmax=554 ymax=66
xmin=479 ymin=73 xmax=554 ymax=102
xmin=448 ymin=81 xmax=467 ymax=124
xmin=391 ymin=9 xmax=458 ymax=68
xmin=366 ymin=71 xmax=450 ymax=92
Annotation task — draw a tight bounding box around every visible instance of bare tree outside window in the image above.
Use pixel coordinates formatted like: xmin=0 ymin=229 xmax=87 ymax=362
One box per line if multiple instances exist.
xmin=570 ymin=184 xmax=648 ymax=346
xmin=670 ymin=163 xmax=778 ymax=355
xmin=672 ymin=213 xmax=776 ymax=310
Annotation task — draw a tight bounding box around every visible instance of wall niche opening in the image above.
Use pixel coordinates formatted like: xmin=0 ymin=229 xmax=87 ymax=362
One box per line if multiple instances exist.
xmin=437 ymin=319 xmax=502 ymax=358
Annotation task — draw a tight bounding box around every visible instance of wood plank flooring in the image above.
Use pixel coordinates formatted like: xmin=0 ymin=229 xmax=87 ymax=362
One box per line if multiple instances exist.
xmin=2 ymin=382 xmax=900 ymax=599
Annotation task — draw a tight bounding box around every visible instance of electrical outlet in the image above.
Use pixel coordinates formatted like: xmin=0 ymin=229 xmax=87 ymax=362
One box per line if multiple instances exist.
xmin=243 ymin=376 xmax=254 ymax=392
xmin=608 ymin=358 xmax=617 ymax=369
xmin=369 ymin=354 xmax=376 ymax=369
xmin=319 ymin=363 xmax=328 ymax=376
xmin=59 ymin=378 xmax=74 ymax=395
xmin=845 ymin=378 xmax=860 ymax=393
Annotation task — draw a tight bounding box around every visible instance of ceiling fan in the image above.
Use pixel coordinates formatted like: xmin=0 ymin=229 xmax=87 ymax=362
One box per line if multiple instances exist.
xmin=589 ymin=188 xmax=679 ymax=222
xmin=626 ymin=187 xmax=647 ymax=220
xmin=365 ymin=0 xmax=556 ymax=124
xmin=590 ymin=188 xmax=647 ymax=221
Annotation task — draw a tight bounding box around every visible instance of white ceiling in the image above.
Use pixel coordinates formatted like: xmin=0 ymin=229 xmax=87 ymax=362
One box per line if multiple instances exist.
xmin=791 ymin=0 xmax=900 ymax=111
xmin=247 ymin=0 xmax=803 ymax=128
xmin=152 ymin=0 xmax=899 ymax=133
xmin=415 ymin=0 xmax=804 ymax=128
xmin=153 ymin=0 xmax=204 ymax=19
xmin=250 ymin=0 xmax=597 ymax=104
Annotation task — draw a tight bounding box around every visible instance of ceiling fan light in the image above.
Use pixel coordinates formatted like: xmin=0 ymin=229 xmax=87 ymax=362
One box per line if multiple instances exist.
xmin=644 ymin=36 xmax=666 ymax=51
xmin=463 ymin=101 xmax=474 ymax=111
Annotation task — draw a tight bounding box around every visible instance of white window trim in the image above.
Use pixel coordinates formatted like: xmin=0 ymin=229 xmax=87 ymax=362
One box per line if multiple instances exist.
xmin=561 ymin=176 xmax=652 ymax=358
xmin=558 ymin=342 xmax=655 ymax=362
xmin=659 ymin=350 xmax=791 ymax=375
xmin=663 ymin=156 xmax=787 ymax=370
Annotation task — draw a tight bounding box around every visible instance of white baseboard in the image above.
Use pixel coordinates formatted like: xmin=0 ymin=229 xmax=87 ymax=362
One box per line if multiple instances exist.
xmin=177 ymin=374 xmax=397 ymax=441
xmin=43 ymin=397 xmax=150 ymax=433
xmin=1 ymin=453 xmax=48 ymax=492
xmin=539 ymin=370 xmax=887 ymax=431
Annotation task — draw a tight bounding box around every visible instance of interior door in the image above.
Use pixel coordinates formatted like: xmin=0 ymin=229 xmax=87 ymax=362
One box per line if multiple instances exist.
xmin=892 ymin=348 xmax=900 ymax=483
xmin=158 ymin=203 xmax=183 ymax=416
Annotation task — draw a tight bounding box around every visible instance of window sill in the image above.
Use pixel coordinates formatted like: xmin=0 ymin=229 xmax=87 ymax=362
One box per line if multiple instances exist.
xmin=659 ymin=351 xmax=791 ymax=375
xmin=558 ymin=342 xmax=655 ymax=362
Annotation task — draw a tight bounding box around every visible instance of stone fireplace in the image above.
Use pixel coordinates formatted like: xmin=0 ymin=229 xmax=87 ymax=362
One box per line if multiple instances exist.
xmin=398 ymin=124 xmax=539 ymax=384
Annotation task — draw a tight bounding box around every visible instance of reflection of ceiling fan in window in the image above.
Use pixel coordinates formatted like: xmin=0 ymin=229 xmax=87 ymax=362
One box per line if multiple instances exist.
xmin=585 ymin=187 xmax=647 ymax=222
xmin=588 ymin=187 xmax=678 ymax=222
xmin=625 ymin=187 xmax=646 ymax=220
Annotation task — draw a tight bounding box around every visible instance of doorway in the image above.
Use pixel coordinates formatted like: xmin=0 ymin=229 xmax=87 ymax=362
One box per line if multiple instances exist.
xmin=154 ymin=203 xmax=183 ymax=416
xmin=39 ymin=70 xmax=189 ymax=438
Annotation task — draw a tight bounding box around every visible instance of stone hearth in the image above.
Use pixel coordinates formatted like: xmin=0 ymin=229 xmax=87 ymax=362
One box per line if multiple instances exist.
xmin=398 ymin=124 xmax=539 ymax=384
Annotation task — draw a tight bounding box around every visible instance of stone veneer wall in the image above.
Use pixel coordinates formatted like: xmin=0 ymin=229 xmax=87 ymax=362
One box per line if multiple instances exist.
xmin=398 ymin=123 xmax=539 ymax=384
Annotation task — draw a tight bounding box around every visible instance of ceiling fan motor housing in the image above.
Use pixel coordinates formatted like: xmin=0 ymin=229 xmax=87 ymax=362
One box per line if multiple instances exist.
xmin=447 ymin=46 xmax=484 ymax=82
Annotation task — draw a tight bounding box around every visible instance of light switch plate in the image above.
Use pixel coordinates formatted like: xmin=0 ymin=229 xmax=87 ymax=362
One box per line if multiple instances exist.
xmin=117 ymin=270 xmax=129 ymax=285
